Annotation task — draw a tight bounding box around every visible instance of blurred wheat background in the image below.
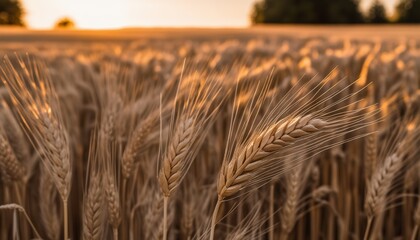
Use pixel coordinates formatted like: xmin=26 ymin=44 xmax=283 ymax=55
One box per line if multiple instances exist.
xmin=0 ymin=28 xmax=418 ymax=240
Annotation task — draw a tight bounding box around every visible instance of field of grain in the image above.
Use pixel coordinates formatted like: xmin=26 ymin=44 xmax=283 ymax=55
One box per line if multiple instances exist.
xmin=0 ymin=27 xmax=419 ymax=240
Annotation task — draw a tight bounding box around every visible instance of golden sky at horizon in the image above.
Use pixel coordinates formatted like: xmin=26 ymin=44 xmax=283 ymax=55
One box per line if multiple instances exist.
xmin=22 ymin=0 xmax=398 ymax=29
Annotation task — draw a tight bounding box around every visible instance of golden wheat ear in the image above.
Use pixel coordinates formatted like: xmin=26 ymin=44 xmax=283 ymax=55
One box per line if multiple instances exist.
xmin=0 ymin=126 xmax=25 ymax=183
xmin=209 ymin=73 xmax=380 ymax=240
xmin=364 ymin=116 xmax=420 ymax=221
xmin=1 ymin=54 xmax=72 ymax=240
xmin=157 ymin=66 xmax=225 ymax=240
xmin=82 ymin=131 xmax=106 ymax=240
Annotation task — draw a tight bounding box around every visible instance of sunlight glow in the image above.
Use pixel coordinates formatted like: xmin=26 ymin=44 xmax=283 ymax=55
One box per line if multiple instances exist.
xmin=22 ymin=0 xmax=255 ymax=29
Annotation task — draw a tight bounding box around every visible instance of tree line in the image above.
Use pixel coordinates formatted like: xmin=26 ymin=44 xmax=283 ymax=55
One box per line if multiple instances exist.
xmin=1 ymin=0 xmax=420 ymax=26
xmin=251 ymin=0 xmax=420 ymax=24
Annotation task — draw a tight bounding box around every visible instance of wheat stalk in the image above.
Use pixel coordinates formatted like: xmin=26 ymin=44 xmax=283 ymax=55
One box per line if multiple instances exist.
xmin=0 ymin=203 xmax=41 ymax=239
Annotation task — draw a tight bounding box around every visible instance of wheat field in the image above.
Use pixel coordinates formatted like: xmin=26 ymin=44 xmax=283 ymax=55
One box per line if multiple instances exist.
xmin=0 ymin=27 xmax=419 ymax=240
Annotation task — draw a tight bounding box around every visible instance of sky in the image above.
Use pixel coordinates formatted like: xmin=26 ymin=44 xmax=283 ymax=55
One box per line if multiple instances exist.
xmin=22 ymin=0 xmax=398 ymax=29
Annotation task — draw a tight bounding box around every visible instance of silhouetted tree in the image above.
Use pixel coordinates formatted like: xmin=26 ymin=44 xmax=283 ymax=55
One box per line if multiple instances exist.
xmin=396 ymin=0 xmax=420 ymax=22
xmin=0 ymin=0 xmax=24 ymax=26
xmin=250 ymin=0 xmax=364 ymax=24
xmin=251 ymin=1 xmax=265 ymax=24
xmin=55 ymin=17 xmax=76 ymax=29
xmin=368 ymin=0 xmax=388 ymax=23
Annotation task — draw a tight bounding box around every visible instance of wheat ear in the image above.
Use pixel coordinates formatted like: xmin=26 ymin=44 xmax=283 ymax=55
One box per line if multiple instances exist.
xmin=365 ymin=153 xmax=403 ymax=219
xmin=280 ymin=168 xmax=302 ymax=240
xmin=217 ymin=115 xmax=326 ymax=199
xmin=122 ymin=111 xmax=160 ymax=179
xmin=0 ymin=102 xmax=30 ymax=165
xmin=103 ymin=171 xmax=121 ymax=240
xmin=83 ymin=174 xmax=104 ymax=240
xmin=1 ymin=55 xmax=72 ymax=240
xmin=363 ymin=152 xmax=404 ymax=240
xmin=159 ymin=117 xmax=194 ymax=240
xmin=364 ymin=126 xmax=377 ymax=181
xmin=159 ymin=117 xmax=194 ymax=197
xmin=0 ymin=130 xmax=25 ymax=183
xmin=210 ymin=115 xmax=327 ymax=240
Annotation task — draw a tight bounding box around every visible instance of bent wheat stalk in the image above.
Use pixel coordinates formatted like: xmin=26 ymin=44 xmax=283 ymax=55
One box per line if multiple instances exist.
xmin=0 ymin=204 xmax=41 ymax=239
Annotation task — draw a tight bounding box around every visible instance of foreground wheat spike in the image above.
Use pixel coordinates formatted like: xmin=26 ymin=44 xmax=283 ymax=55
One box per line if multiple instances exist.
xmin=0 ymin=128 xmax=25 ymax=183
xmin=364 ymin=118 xmax=419 ymax=240
xmin=209 ymin=74 xmax=379 ymax=240
xmin=217 ymin=115 xmax=326 ymax=199
xmin=159 ymin=117 xmax=194 ymax=197
xmin=158 ymin=72 xmax=223 ymax=240
xmin=83 ymin=174 xmax=104 ymax=240
xmin=210 ymin=115 xmax=329 ymax=240
xmin=1 ymin=55 xmax=72 ymax=240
